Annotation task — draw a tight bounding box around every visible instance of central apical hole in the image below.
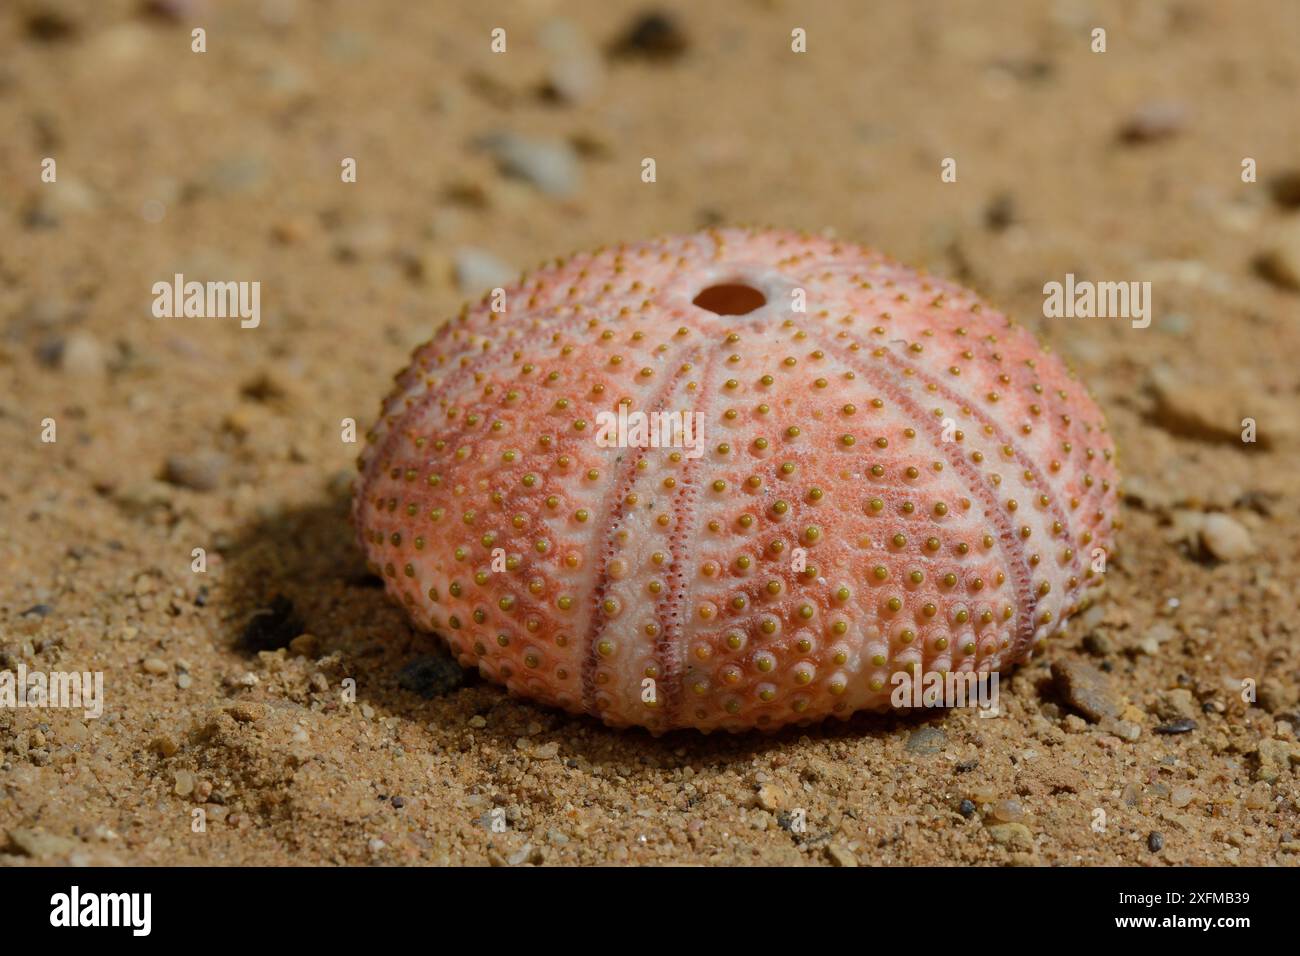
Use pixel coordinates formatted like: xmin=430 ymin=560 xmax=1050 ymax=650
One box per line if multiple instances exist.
xmin=693 ymin=283 xmax=766 ymax=316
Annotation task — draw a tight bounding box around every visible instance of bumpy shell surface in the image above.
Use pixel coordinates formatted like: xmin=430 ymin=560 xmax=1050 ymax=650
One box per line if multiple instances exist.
xmin=354 ymin=228 xmax=1119 ymax=732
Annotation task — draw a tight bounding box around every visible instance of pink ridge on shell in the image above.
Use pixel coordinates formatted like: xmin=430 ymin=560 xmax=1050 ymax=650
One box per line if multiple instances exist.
xmin=353 ymin=228 xmax=1120 ymax=732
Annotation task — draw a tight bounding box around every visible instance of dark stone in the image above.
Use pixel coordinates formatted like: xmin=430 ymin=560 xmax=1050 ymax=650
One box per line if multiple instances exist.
xmin=959 ymin=799 xmax=977 ymax=818
xmin=19 ymin=604 xmax=53 ymax=618
xmin=1269 ymin=170 xmax=1300 ymax=210
xmin=609 ymin=12 xmax=688 ymax=61
xmin=239 ymin=595 xmax=302 ymax=652
xmin=27 ymin=11 xmax=77 ymax=43
xmin=696 ymin=207 xmax=726 ymax=228
xmin=35 ymin=338 xmax=64 ymax=368
xmin=397 ymin=655 xmax=465 ymax=699
xmin=1082 ymin=631 xmax=1114 ymax=657
xmin=1147 ymin=831 xmax=1164 ymax=852
xmin=984 ymin=192 xmax=1016 ymax=232
xmin=1154 ymin=718 xmax=1197 ymax=735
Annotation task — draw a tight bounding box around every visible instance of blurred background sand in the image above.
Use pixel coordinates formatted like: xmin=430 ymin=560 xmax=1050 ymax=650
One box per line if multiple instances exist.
xmin=1 ymin=0 xmax=1298 ymax=865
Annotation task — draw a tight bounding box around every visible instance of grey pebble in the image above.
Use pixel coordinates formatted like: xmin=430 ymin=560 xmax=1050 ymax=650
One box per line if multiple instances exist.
xmin=477 ymin=132 xmax=579 ymax=197
xmin=453 ymin=247 xmax=515 ymax=294
xmin=905 ymin=726 xmax=947 ymax=755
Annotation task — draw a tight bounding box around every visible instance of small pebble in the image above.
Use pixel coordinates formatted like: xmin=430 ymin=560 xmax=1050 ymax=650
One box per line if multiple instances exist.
xmin=1154 ymin=718 xmax=1197 ymax=735
xmin=332 ymin=219 xmax=393 ymax=262
xmin=609 ymin=11 xmax=688 ymax=61
xmin=453 ymin=247 xmax=515 ymax=294
xmin=958 ymin=799 xmax=976 ymax=818
xmin=228 ymin=701 xmax=267 ymax=723
xmin=288 ymin=633 xmax=320 ymax=657
xmin=1199 ymin=513 xmax=1256 ymax=561
xmin=824 ymin=844 xmax=858 ymax=867
xmin=1082 ymin=631 xmax=1114 ymax=656
xmin=477 ymin=132 xmax=579 ymax=197
xmin=539 ymin=19 xmax=602 ymax=104
xmin=142 ymin=657 xmax=169 ymax=675
xmin=173 ymin=770 xmax=195 ymax=797
xmin=1149 ymin=379 xmax=1250 ymax=445
xmin=27 ymin=10 xmax=78 ymax=43
xmin=1255 ymin=738 xmax=1300 ymax=782
xmin=984 ymin=192 xmax=1016 ymax=232
xmin=1244 ymin=784 xmax=1271 ymax=810
xmin=756 ymin=784 xmax=786 ymax=812
xmin=1112 ymin=720 xmax=1142 ymax=742
xmin=1051 ymin=659 xmax=1120 ymax=723
xmin=1256 ymin=220 xmax=1300 ymax=291
xmin=161 ymin=452 xmax=229 ymax=492
xmin=905 ymin=726 xmax=947 ymax=755
xmin=1148 ymin=831 xmax=1164 ymax=852
xmin=986 ymin=822 xmax=1035 ymax=852
xmin=1256 ymin=678 xmax=1295 ymax=714
xmin=59 ymin=331 xmax=107 ymax=379
xmin=1155 ymin=688 xmax=1198 ymax=721
xmin=1118 ymin=101 xmax=1187 ymax=144
xmin=990 ymin=799 xmax=1024 ymax=823
xmin=507 ymin=844 xmax=534 ymax=866
xmin=1268 ymin=170 xmax=1300 ymax=209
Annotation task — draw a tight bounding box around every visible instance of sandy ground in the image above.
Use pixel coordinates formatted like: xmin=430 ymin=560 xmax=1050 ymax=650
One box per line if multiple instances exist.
xmin=1 ymin=0 xmax=1298 ymax=866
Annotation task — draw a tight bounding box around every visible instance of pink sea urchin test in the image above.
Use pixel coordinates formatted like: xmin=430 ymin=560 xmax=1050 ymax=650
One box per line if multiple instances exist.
xmin=354 ymin=228 xmax=1120 ymax=732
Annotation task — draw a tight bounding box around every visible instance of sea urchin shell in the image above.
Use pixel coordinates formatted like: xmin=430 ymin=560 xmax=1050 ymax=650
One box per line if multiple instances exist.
xmin=353 ymin=228 xmax=1120 ymax=732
